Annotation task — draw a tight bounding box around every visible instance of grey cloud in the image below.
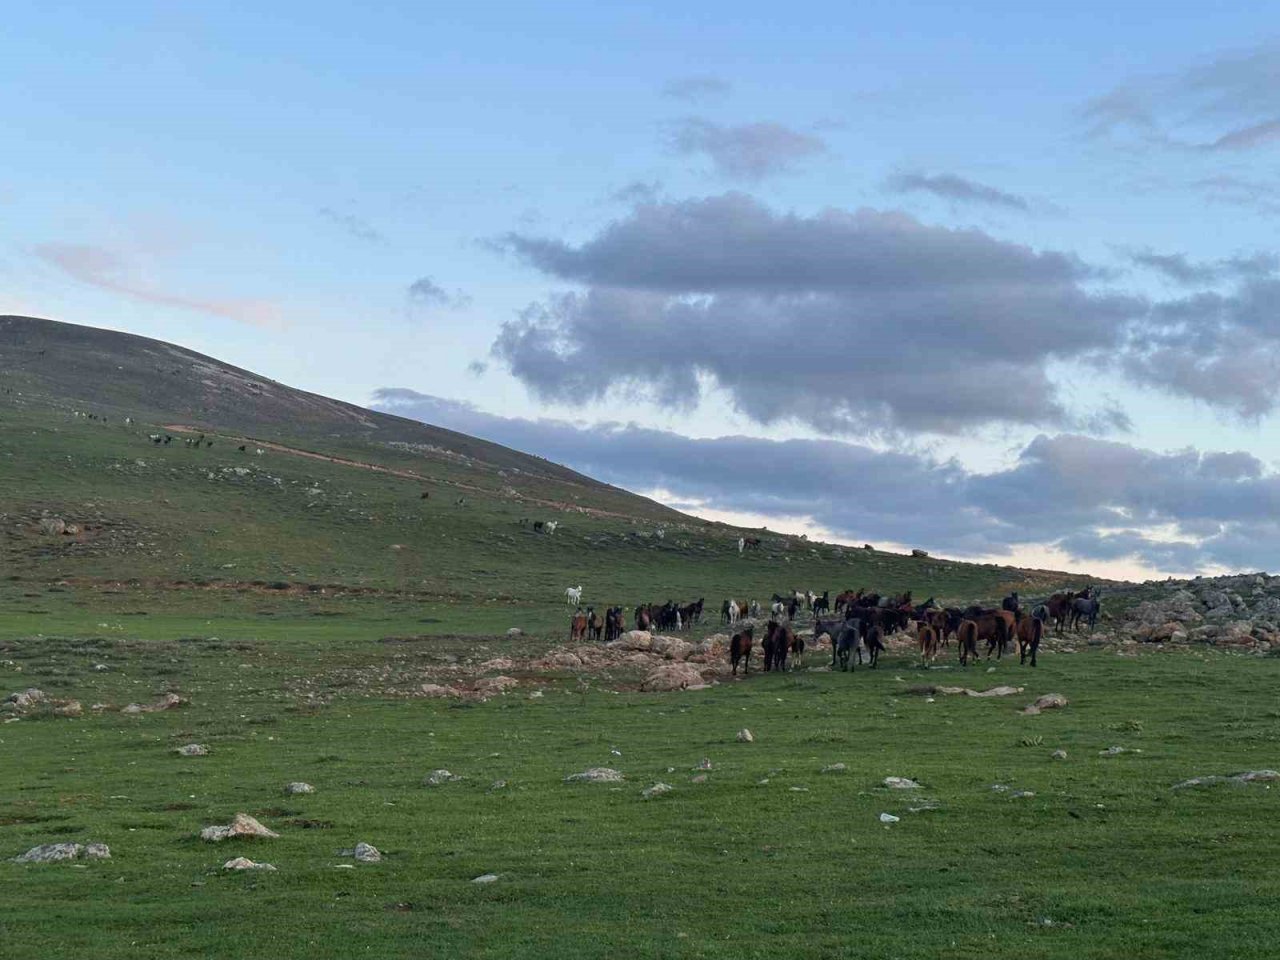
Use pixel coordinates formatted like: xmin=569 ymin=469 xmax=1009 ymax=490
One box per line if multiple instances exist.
xmin=492 ymin=193 xmax=1142 ymax=434
xmin=667 ymin=119 xmax=827 ymax=180
xmin=372 ymin=389 xmax=1280 ymax=574
xmin=1193 ymin=175 xmax=1280 ymax=213
xmin=1127 ymin=248 xmax=1280 ymax=285
xmin=1205 ymin=118 xmax=1280 ymax=151
xmin=661 ymin=75 xmax=732 ymax=102
xmin=319 ymin=207 xmax=385 ymax=244
xmin=608 ymin=180 xmax=663 ymax=205
xmin=408 ymin=276 xmax=472 ymax=310
xmin=885 ymin=172 xmax=1031 ymax=211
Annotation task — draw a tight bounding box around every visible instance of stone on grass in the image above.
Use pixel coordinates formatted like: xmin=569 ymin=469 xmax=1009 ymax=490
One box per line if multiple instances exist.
xmin=1052 ymin=749 xmax=1068 ymax=761
xmin=642 ymin=782 xmax=673 ymax=800
xmin=224 ymin=857 xmax=276 ymax=871
xmin=420 ymin=683 xmax=460 ymax=698
xmin=201 ymin=813 xmax=279 ymax=842
xmin=821 ymin=763 xmax=847 ymax=774
xmin=932 ymin=685 xmax=1023 ymax=698
xmin=1099 ymin=745 xmax=1140 ymax=757
xmin=424 ymin=769 xmax=462 ymax=786
xmin=284 ymin=782 xmax=315 ymax=795
xmin=883 ymin=776 xmax=920 ymax=789
xmin=640 ymin=662 xmax=707 ymax=692
xmin=506 ymin=627 xmax=523 ymax=638
xmin=879 ymin=813 xmax=900 ymax=823
xmin=122 ymin=693 xmax=187 ymax=715
xmin=1021 ymin=693 xmax=1069 ymax=715
xmin=11 ymin=842 xmax=109 ymax=863
xmin=564 ymin=767 xmax=624 ymax=783
xmin=176 ymin=743 xmax=209 ymax=757
xmin=736 ymin=728 xmax=754 ymax=743
xmin=472 ymin=873 xmax=501 ymax=883
xmin=354 ymin=842 xmax=382 ymax=863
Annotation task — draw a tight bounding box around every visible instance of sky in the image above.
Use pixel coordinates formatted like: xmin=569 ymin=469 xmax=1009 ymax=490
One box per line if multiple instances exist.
xmin=5 ymin=2 xmax=1280 ymax=579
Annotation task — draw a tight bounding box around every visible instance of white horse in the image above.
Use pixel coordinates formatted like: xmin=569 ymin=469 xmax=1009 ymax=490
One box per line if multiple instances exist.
xmin=737 ymin=537 xmax=745 ymax=555
xmin=728 ymin=600 xmax=740 ymax=625
xmin=545 ymin=521 xmax=559 ymax=535
xmin=565 ymin=585 xmax=582 ymax=605
xmin=771 ymin=600 xmax=785 ymax=619
xmin=749 ymin=600 xmax=761 ymax=618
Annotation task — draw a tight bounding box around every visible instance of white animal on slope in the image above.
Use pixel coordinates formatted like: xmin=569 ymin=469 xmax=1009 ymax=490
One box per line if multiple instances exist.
xmin=749 ymin=600 xmax=761 ymax=618
xmin=565 ymin=585 xmax=582 ymax=605
xmin=737 ymin=537 xmax=745 ymax=555
xmin=728 ymin=600 xmax=740 ymax=625
xmin=771 ymin=600 xmax=785 ymax=618
xmin=805 ymin=590 xmax=816 ymax=610
xmin=544 ymin=521 xmax=559 ymax=535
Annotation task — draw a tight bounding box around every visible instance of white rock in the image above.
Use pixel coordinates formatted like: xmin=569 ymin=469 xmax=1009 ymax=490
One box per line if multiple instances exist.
xmin=200 ymin=813 xmax=279 ymax=842
xmin=1051 ymin=749 xmax=1068 ymax=761
xmin=883 ymin=776 xmax=920 ymax=789
xmin=879 ymin=813 xmax=900 ymax=823
xmin=223 ymin=857 xmax=276 ymax=871
xmin=564 ymin=767 xmax=624 ymax=783
xmin=821 ymin=763 xmax=848 ymax=774
xmin=736 ymin=728 xmax=754 ymax=743
xmin=424 ymin=769 xmax=461 ymax=786
xmin=284 ymin=782 xmax=315 ymax=795
xmin=472 ymin=873 xmax=500 ymax=883
xmin=11 ymin=842 xmax=109 ymax=863
xmin=642 ymin=782 xmax=673 ymax=799
xmin=176 ymin=743 xmax=209 ymax=757
xmin=353 ymin=842 xmax=382 ymax=863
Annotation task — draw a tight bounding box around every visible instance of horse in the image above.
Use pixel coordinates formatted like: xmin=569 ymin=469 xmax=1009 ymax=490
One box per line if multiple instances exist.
xmin=770 ymin=600 xmax=785 ymax=619
xmin=737 ymin=537 xmax=745 ymax=555
xmin=1001 ymin=592 xmax=1020 ymax=615
xmin=956 ymin=619 xmax=979 ymax=666
xmin=812 ymin=590 xmax=830 ymax=615
xmin=569 ymin=610 xmax=588 ymax=642
xmin=966 ymin=609 xmax=1011 ymax=660
xmin=786 ymin=598 xmax=802 ymax=621
xmin=1017 ymin=612 xmax=1044 ymax=666
xmin=917 ymin=624 xmax=939 ymax=664
xmin=1070 ymin=591 xmax=1101 ymax=632
xmin=730 ymin=627 xmax=754 ymax=675
xmin=635 ymin=605 xmax=652 ymax=631
xmin=565 ymin=585 xmax=582 ymax=606
xmin=762 ymin=620 xmax=796 ymax=672
xmin=587 ymin=608 xmax=604 ymax=642
xmin=1046 ymin=591 xmax=1080 ymax=634
xmin=743 ymin=536 xmax=762 ymax=550
xmin=605 ymin=606 xmax=625 ymax=643
xmin=925 ymin=608 xmax=949 ymax=646
xmin=726 ymin=600 xmax=740 ymax=625
xmin=863 ymin=624 xmax=886 ymax=668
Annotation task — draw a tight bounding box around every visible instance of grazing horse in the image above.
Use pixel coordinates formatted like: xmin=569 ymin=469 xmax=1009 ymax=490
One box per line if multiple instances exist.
xmin=1017 ymin=613 xmax=1043 ymax=666
xmin=812 ymin=590 xmax=830 ymax=615
xmin=786 ymin=597 xmax=802 ymax=621
xmin=737 ymin=537 xmax=745 ymax=555
xmin=730 ymin=627 xmax=754 ymax=675
xmin=956 ymin=620 xmax=979 ymax=666
xmin=748 ymin=600 xmax=761 ymax=619
xmin=926 ymin=608 xmax=949 ymax=646
xmin=743 ymin=536 xmax=762 ymax=550
xmin=721 ymin=599 xmax=734 ymax=624
xmin=770 ymin=600 xmax=785 ymax=619
xmin=917 ymin=624 xmax=939 ymax=664
xmin=569 ymin=610 xmax=588 ymax=642
xmin=1070 ymin=592 xmax=1101 ymax=632
xmin=587 ymin=608 xmax=604 ymax=642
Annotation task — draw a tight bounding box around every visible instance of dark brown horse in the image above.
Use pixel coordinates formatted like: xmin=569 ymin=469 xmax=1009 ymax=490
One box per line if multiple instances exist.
xmin=956 ymin=619 xmax=979 ymax=666
xmin=1017 ymin=613 xmax=1043 ymax=667
xmin=587 ymin=608 xmax=604 ymax=642
xmin=762 ymin=620 xmax=796 ymax=671
xmin=570 ymin=610 xmax=588 ymax=643
xmin=730 ymin=626 xmax=754 ymax=675
xmin=917 ymin=624 xmax=939 ymax=664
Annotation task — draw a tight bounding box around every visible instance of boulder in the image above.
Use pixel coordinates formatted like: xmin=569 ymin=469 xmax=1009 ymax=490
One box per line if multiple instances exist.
xmin=505 ymin=628 xmax=523 ymax=638
xmin=564 ymin=767 xmax=624 ymax=783
xmin=283 ymin=782 xmax=315 ymax=795
xmin=11 ymin=842 xmax=110 ymax=863
xmin=424 ymin=769 xmax=461 ymax=787
xmin=39 ymin=518 xmax=66 ymax=536
xmin=420 ymin=683 xmax=460 ymax=698
xmin=640 ymin=662 xmax=708 ymax=692
xmin=736 ymin=728 xmax=754 ymax=743
xmin=353 ymin=842 xmax=382 ymax=863
xmin=4 ymin=688 xmax=46 ymax=712
xmin=200 ymin=813 xmax=278 ymax=842
xmin=611 ymin=631 xmax=653 ymax=652
xmin=642 ymin=782 xmax=673 ymax=800
xmin=650 ymin=636 xmax=694 ymax=661
xmin=883 ymin=776 xmax=920 ymax=789
xmin=122 ymin=693 xmax=187 ymax=715
xmin=224 ymin=857 xmax=276 ymax=871
xmin=1021 ymin=693 xmax=1069 ymax=715
xmin=474 ymin=675 xmax=519 ymax=696
xmin=540 ymin=652 xmax=584 ymax=670
xmin=176 ymin=743 xmax=209 ymax=757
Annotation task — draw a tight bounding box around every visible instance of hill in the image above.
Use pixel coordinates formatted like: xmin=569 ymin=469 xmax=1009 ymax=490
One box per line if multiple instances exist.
xmin=0 ymin=315 xmax=1101 ymax=640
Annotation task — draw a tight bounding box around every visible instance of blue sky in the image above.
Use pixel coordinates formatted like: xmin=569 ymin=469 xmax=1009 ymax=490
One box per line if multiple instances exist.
xmin=6 ymin=3 xmax=1280 ymax=578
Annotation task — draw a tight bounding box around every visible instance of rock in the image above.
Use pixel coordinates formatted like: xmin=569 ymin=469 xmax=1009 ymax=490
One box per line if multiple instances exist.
xmin=11 ymin=842 xmax=109 ymax=863
xmin=424 ymin=769 xmax=461 ymax=786
xmin=284 ymin=782 xmax=315 ymax=795
xmin=1010 ymin=790 xmax=1036 ymax=799
xmin=564 ymin=767 xmax=624 ymax=783
xmin=39 ymin=518 xmax=66 ymax=535
xmin=505 ymin=628 xmax=523 ymax=638
xmin=650 ymin=636 xmax=694 ymax=661
xmin=932 ymin=685 xmax=1023 ymax=698
xmin=121 ymin=693 xmax=187 ymax=715
xmin=691 ymin=774 xmax=708 ymax=784
xmin=223 ymin=857 xmax=276 ymax=871
xmin=736 ymin=728 xmax=754 ymax=743
xmin=420 ymin=683 xmax=460 ymax=698
xmin=1051 ymin=749 xmax=1068 ymax=761
xmin=479 ymin=657 xmax=515 ymax=671
xmin=642 ymin=782 xmax=673 ymax=799
xmin=821 ymin=763 xmax=847 ymax=774
xmin=640 ymin=662 xmax=707 ymax=692
xmin=610 ymin=630 xmax=653 ymax=652
xmin=879 ymin=813 xmax=900 ymax=823
xmin=472 ymin=873 xmax=501 ymax=883
xmin=883 ymin=776 xmax=920 ymax=789
xmin=200 ymin=813 xmax=279 ymax=842
xmin=1021 ymin=693 xmax=1069 ymax=715
xmin=1234 ymin=769 xmax=1280 ymax=783
xmin=52 ymin=700 xmax=83 ymax=718
xmin=474 ymin=675 xmax=519 ymax=696
xmin=353 ymin=842 xmax=382 ymax=863
xmin=540 ymin=652 xmax=584 ymax=670
xmin=1099 ymin=745 xmax=1140 ymax=757
xmin=4 ymin=688 xmax=46 ymax=712
xmin=176 ymin=743 xmax=209 ymax=757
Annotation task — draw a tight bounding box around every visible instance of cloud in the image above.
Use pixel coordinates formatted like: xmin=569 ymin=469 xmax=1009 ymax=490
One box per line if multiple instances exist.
xmin=1126 ymin=248 xmax=1279 ymax=284
xmin=885 ymin=172 xmax=1031 ymax=211
xmin=661 ymin=75 xmax=732 ymax=102
xmin=407 ymin=276 xmax=472 ymax=310
xmin=666 ymin=119 xmax=827 ymax=180
xmin=1083 ymin=44 xmax=1280 ymax=152
xmin=492 ymin=193 xmax=1142 ymax=435
xmin=1193 ymin=175 xmax=1280 ymax=214
xmin=372 ymin=389 xmax=1280 ymax=574
xmin=608 ymin=180 xmax=663 ymax=205
xmin=33 ymin=242 xmax=282 ymax=328
xmin=318 ymin=207 xmax=385 ymax=244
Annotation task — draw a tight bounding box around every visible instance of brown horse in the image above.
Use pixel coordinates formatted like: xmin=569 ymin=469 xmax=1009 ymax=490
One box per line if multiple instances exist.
xmin=926 ymin=608 xmax=949 ymax=646
xmin=956 ymin=619 xmax=979 ymax=666
xmin=635 ymin=605 xmax=652 ymax=631
xmin=587 ymin=608 xmax=604 ymax=642
xmin=730 ymin=626 xmax=754 ymax=675
xmin=570 ymin=610 xmax=588 ymax=643
xmin=917 ymin=624 xmax=939 ymax=664
xmin=762 ymin=620 xmax=795 ymax=671
xmin=966 ymin=610 xmax=1010 ymax=660
xmin=1017 ymin=614 xmax=1044 ymax=667
xmin=1046 ymin=591 xmax=1081 ymax=635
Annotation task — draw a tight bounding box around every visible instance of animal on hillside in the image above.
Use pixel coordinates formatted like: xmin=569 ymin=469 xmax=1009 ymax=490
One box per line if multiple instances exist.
xmin=635 ymin=605 xmax=652 ymax=631
xmin=762 ymin=620 xmax=797 ymax=672
xmin=532 ymin=520 xmax=544 ymax=532
xmin=956 ymin=619 xmax=979 ymax=666
xmin=544 ymin=521 xmax=559 ymax=535
xmin=420 ymin=492 xmax=431 ymax=500
xmin=587 ymin=608 xmax=604 ymax=642
xmin=455 ymin=496 xmax=465 ymax=505
xmin=863 ymin=624 xmax=886 ymax=668
xmin=149 ymin=433 xmax=162 ymax=444
xmin=748 ymin=600 xmax=761 ymax=618
xmin=1069 ymin=591 xmax=1101 ymax=632
xmin=917 ymin=624 xmax=939 ymax=664
xmin=565 ymin=585 xmax=583 ymax=606
xmin=787 ymin=597 xmax=802 ymax=620
xmin=925 ymin=608 xmax=949 ymax=646
xmin=726 ymin=600 xmax=741 ymax=625
xmin=812 ymin=590 xmax=830 ymax=615
xmin=816 ymin=614 xmax=862 ymax=671
xmin=605 ymin=606 xmax=625 ymax=643
xmin=730 ymin=627 xmax=754 ymax=676
xmin=804 ymin=590 xmax=817 ymax=611
xmin=770 ymin=600 xmax=785 ymax=619
xmin=965 ymin=609 xmax=1012 ymax=660
xmin=569 ymin=609 xmax=588 ymax=642
xmin=238 ymin=444 xmax=246 ymax=452
xmin=1002 ymin=592 xmax=1020 ymax=615
xmin=1046 ymin=590 xmax=1082 ymax=634
xmin=1017 ymin=612 xmax=1044 ymax=666
xmin=737 ymin=537 xmax=745 ymax=555
xmin=742 ymin=536 xmax=762 ymax=550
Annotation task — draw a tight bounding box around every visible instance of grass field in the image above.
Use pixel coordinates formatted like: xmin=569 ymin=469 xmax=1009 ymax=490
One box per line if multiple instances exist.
xmin=4 ymin=319 xmax=1275 ymax=958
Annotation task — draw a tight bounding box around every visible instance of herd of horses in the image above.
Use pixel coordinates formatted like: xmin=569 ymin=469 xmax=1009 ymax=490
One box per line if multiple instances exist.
xmin=565 ymin=585 xmax=1102 ymax=675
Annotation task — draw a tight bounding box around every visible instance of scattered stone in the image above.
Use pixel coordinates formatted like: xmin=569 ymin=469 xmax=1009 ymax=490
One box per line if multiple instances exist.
xmin=991 ymin=784 xmax=1009 ymax=793
xmin=736 ymin=728 xmax=754 ymax=743
xmin=176 ymin=743 xmax=209 ymax=757
xmin=223 ymin=857 xmax=276 ymax=871
xmin=354 ymin=842 xmax=382 ymax=863
xmin=879 ymin=813 xmax=900 ymax=823
xmin=1100 ymin=745 xmax=1140 ymax=757
xmin=1174 ymin=769 xmax=1280 ymax=789
xmin=1010 ymin=790 xmax=1036 ymax=799
xmin=564 ymin=767 xmax=624 ymax=783
xmin=691 ymin=774 xmax=708 ymax=784
xmin=474 ymin=675 xmax=519 ymax=696
xmin=640 ymin=662 xmax=708 ymax=692
xmin=1052 ymin=749 xmax=1068 ymax=761
xmin=39 ymin=518 xmax=66 ymax=536
xmin=506 ymin=628 xmax=523 ymax=638
xmin=52 ymin=700 xmax=83 ymax=718
xmin=931 ymin=685 xmax=1023 ymax=698
xmin=424 ymin=769 xmax=461 ymax=786
xmin=3 ymin=688 xmax=45 ymax=712
xmin=420 ymin=683 xmax=460 ymax=698
xmin=642 ymin=782 xmax=673 ymax=800
xmin=122 ymin=693 xmax=187 ymax=715
xmin=200 ymin=813 xmax=279 ymax=842
xmin=1022 ymin=693 xmax=1069 ymax=716
xmin=11 ymin=842 xmax=109 ymax=863
xmin=821 ymin=763 xmax=848 ymax=774
xmin=883 ymin=776 xmax=920 ymax=789
xmin=472 ymin=873 xmax=500 ymax=883
xmin=284 ymin=782 xmax=315 ymax=795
